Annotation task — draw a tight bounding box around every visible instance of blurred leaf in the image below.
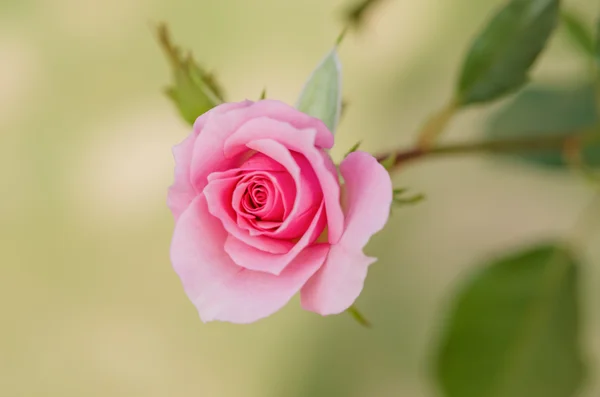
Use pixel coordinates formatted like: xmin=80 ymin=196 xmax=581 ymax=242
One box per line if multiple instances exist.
xmin=560 ymin=10 xmax=594 ymax=57
xmin=486 ymin=83 xmax=600 ymax=168
xmin=457 ymin=0 xmax=560 ymax=105
xmin=346 ymin=305 xmax=371 ymax=327
xmin=435 ymin=244 xmax=585 ymax=397
xmin=296 ymin=49 xmax=342 ymax=133
xmin=342 ymin=0 xmax=387 ymax=29
xmin=259 ymin=87 xmax=267 ymax=100
xmin=156 ymin=23 xmax=225 ymax=125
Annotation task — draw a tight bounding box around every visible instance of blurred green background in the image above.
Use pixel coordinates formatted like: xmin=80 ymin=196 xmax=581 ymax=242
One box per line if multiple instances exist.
xmin=1 ymin=0 xmax=600 ymax=395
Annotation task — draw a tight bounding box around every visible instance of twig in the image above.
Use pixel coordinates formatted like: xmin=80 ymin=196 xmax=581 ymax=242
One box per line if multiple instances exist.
xmin=376 ymin=129 xmax=599 ymax=168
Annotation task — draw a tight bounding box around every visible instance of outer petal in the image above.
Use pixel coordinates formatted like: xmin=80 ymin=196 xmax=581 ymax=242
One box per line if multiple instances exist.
xmin=300 ymin=151 xmax=393 ymax=315
xmin=189 ymin=100 xmax=254 ymax=192
xmin=170 ymin=195 xmax=329 ymax=324
xmin=167 ymin=101 xmax=252 ymax=220
xmin=167 ymin=114 xmax=208 ymax=220
xmin=243 ymin=99 xmax=334 ymax=149
xmin=167 ymin=132 xmax=200 ymax=221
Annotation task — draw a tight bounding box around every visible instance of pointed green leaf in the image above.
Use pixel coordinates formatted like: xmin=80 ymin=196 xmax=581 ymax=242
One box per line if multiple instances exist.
xmin=435 ymin=244 xmax=585 ymax=397
xmin=561 ymin=10 xmax=594 ymax=57
xmin=296 ymin=49 xmax=342 ymax=133
xmin=485 ymin=83 xmax=600 ymax=168
xmin=155 ymin=23 xmax=225 ymax=125
xmin=457 ymin=0 xmax=560 ymax=106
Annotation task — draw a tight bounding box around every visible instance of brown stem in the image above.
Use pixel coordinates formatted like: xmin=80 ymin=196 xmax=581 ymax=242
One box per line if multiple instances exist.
xmin=377 ymin=129 xmax=600 ymax=168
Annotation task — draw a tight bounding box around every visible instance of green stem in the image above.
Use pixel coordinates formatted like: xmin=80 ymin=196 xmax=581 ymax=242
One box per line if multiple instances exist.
xmin=415 ymin=99 xmax=459 ymax=149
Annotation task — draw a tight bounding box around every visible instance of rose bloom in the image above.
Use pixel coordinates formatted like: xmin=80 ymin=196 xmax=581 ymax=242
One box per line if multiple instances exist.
xmin=168 ymin=100 xmax=392 ymax=323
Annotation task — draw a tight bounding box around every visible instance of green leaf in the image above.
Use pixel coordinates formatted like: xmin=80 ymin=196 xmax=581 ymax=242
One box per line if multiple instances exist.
xmin=485 ymin=83 xmax=600 ymax=168
xmin=155 ymin=23 xmax=225 ymax=125
xmin=457 ymin=0 xmax=560 ymax=105
xmin=296 ymin=49 xmax=342 ymax=133
xmin=560 ymin=10 xmax=594 ymax=57
xmin=435 ymin=244 xmax=585 ymax=397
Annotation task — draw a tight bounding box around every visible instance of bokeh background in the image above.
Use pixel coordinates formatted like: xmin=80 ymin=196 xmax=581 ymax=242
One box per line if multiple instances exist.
xmin=2 ymin=0 xmax=600 ymax=395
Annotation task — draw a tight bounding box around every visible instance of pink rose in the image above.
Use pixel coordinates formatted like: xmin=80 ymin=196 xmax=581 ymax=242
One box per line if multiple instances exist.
xmin=168 ymin=100 xmax=392 ymax=323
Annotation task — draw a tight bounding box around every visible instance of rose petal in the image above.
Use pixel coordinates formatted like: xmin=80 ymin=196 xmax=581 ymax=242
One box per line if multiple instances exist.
xmin=224 ymin=117 xmax=344 ymax=243
xmin=188 ymin=99 xmax=333 ymax=194
xmin=204 ymin=175 xmax=293 ymax=254
xmin=241 ymin=99 xmax=334 ymax=149
xmin=301 ymin=151 xmax=392 ymax=315
xmin=225 ymin=201 xmax=326 ymax=275
xmin=245 ymin=138 xmax=322 ymax=240
xmin=168 ymin=101 xmax=253 ymax=220
xmin=170 ymin=195 xmax=329 ymax=324
xmin=167 ymin=132 xmax=200 ymax=221
xmin=225 ymin=153 xmax=295 ymax=220
xmin=189 ymin=100 xmax=253 ymax=193
xmin=232 ymin=171 xmax=290 ymax=222
xmin=240 ymin=152 xmax=286 ymax=172
xmin=167 ymin=113 xmax=209 ymax=221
